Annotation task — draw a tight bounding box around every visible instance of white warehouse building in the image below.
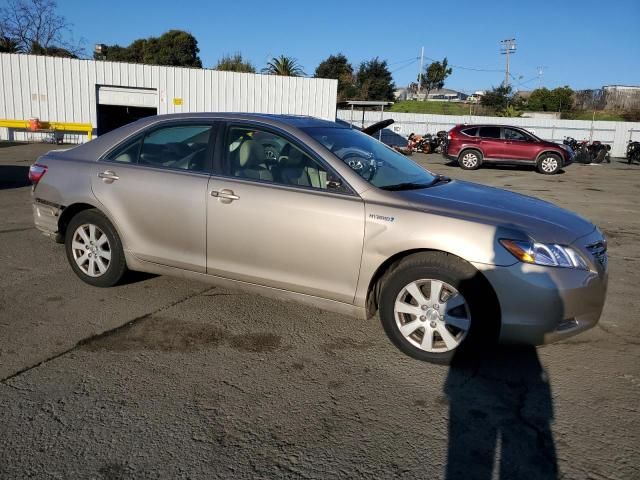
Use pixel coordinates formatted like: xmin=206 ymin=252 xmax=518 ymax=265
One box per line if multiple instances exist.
xmin=0 ymin=53 xmax=338 ymax=142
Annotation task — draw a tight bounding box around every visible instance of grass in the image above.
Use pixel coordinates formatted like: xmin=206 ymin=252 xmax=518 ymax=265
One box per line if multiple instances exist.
xmin=389 ymin=100 xmax=475 ymax=115
xmin=560 ymin=111 xmax=626 ymax=121
xmin=390 ymin=101 xmax=631 ymax=122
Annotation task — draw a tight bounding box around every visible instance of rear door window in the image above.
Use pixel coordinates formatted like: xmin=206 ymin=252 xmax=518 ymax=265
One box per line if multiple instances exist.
xmin=479 ymin=126 xmax=501 ymax=139
xmin=107 ymin=137 xmax=142 ymax=164
xmin=504 ymin=128 xmax=530 ymax=141
xmin=139 ymin=125 xmax=213 ymax=172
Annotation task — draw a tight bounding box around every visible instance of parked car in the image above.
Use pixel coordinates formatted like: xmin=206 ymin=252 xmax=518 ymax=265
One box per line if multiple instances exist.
xmin=444 ymin=124 xmax=574 ymax=174
xmin=29 ymin=113 xmax=608 ymax=363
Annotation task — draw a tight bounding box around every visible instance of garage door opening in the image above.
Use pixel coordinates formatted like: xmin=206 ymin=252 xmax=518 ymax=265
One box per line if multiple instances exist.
xmin=97 ymin=105 xmax=157 ymax=135
xmin=96 ymin=86 xmax=158 ymax=135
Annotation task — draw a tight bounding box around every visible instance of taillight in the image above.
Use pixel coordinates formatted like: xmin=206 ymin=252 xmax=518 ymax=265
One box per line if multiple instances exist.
xmin=28 ymin=164 xmax=48 ymax=186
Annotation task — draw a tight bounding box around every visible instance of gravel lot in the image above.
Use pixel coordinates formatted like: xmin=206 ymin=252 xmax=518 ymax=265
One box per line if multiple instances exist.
xmin=1 ymin=142 xmax=639 ymax=479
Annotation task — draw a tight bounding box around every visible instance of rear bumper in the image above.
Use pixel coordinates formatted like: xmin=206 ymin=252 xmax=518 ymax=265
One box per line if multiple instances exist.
xmin=32 ymin=200 xmax=61 ymax=239
xmin=473 ymin=260 xmax=607 ymax=345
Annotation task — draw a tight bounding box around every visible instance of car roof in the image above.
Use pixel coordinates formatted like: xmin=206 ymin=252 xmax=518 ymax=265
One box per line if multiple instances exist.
xmin=456 ymin=124 xmax=527 ymax=129
xmin=139 ymin=112 xmax=341 ymax=129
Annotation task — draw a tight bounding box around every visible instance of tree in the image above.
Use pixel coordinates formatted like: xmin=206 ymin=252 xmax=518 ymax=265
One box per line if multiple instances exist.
xmin=0 ymin=0 xmax=83 ymax=57
xmin=314 ymin=53 xmax=356 ymax=101
xmin=355 ymin=57 xmax=395 ymax=101
xmin=0 ymin=35 xmax=19 ymax=52
xmin=31 ymin=40 xmax=76 ymax=58
xmin=262 ymin=55 xmax=305 ymax=76
xmin=96 ymin=30 xmax=202 ymax=67
xmin=481 ymin=85 xmax=513 ymax=111
xmin=527 ymin=86 xmax=574 ymax=112
xmin=420 ymin=58 xmax=452 ymax=96
xmin=214 ymin=53 xmax=255 ymax=73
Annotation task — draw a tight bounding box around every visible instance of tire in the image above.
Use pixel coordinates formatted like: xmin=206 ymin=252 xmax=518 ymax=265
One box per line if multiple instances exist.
xmin=378 ymin=252 xmax=500 ymax=364
xmin=65 ymin=209 xmax=127 ymax=287
xmin=537 ymin=153 xmax=562 ymax=174
xmin=592 ymin=149 xmax=606 ymax=164
xmin=458 ymin=150 xmax=482 ymax=170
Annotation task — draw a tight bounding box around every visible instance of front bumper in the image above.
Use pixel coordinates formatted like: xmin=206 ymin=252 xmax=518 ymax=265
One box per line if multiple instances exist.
xmin=472 ymin=228 xmax=608 ymax=345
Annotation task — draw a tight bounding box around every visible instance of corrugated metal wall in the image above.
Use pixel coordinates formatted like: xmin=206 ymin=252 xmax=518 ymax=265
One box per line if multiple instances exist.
xmin=0 ymin=53 xmax=337 ymax=142
xmin=337 ymin=109 xmax=640 ymax=158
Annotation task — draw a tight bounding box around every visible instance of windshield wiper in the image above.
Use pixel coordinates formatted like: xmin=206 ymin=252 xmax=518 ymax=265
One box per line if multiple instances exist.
xmin=380 ymin=175 xmax=451 ymax=191
xmin=379 ymin=182 xmax=432 ymax=191
xmin=428 ymin=174 xmax=452 ymax=186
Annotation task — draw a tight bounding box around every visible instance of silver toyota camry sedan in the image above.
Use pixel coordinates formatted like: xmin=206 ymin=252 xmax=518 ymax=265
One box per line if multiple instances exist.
xmin=29 ymin=113 xmax=608 ymax=363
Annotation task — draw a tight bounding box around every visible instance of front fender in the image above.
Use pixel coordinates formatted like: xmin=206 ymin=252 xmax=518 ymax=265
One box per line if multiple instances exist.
xmin=353 ymin=202 xmax=518 ymax=307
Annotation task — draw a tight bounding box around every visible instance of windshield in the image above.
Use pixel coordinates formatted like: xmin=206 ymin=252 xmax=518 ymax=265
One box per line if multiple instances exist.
xmin=302 ymin=127 xmax=437 ymax=190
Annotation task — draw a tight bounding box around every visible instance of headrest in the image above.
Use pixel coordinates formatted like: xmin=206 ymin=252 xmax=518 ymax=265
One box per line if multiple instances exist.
xmin=238 ymin=140 xmax=263 ymax=168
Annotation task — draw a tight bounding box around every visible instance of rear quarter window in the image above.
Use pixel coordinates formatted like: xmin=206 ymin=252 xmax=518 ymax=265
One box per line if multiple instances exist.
xmin=461 ymin=127 xmax=478 ymax=137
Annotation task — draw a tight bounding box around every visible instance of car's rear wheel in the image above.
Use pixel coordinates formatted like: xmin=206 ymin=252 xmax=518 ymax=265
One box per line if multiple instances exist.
xmin=537 ymin=153 xmax=562 ymax=174
xmin=378 ymin=252 xmax=499 ymax=363
xmin=65 ymin=209 xmax=127 ymax=287
xmin=458 ymin=150 xmax=482 ymax=170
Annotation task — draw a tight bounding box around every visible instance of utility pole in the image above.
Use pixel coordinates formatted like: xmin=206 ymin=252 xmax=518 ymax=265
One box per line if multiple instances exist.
xmin=500 ymin=38 xmax=517 ymax=89
xmin=536 ymin=65 xmax=546 ymax=89
xmin=417 ymin=46 xmax=424 ymax=99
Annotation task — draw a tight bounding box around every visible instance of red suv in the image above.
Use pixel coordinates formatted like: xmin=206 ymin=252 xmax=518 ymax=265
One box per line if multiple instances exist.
xmin=444 ymin=124 xmax=573 ymax=174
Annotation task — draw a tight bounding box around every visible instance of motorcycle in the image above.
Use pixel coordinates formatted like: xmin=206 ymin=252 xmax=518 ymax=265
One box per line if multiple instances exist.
xmin=627 ymin=140 xmax=640 ymax=165
xmin=588 ymin=141 xmax=611 ymax=164
xmin=407 ymin=133 xmax=432 ymax=153
xmin=563 ymin=137 xmax=610 ymax=164
xmin=434 ymin=130 xmax=448 ymax=153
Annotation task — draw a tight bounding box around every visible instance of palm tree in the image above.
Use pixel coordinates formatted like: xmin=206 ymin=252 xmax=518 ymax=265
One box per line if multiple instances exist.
xmin=262 ymin=55 xmax=305 ymax=77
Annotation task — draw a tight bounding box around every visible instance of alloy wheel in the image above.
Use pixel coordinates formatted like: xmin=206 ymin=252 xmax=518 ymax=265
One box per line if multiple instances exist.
xmin=394 ymin=279 xmax=471 ymax=353
xmin=71 ymin=223 xmax=111 ymax=277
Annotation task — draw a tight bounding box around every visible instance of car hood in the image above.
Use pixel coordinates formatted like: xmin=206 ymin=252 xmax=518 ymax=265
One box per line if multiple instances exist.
xmin=397 ymin=179 xmax=595 ymax=244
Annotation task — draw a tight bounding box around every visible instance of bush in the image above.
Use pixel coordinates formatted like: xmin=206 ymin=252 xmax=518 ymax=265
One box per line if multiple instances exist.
xmin=622 ymin=109 xmax=640 ymax=122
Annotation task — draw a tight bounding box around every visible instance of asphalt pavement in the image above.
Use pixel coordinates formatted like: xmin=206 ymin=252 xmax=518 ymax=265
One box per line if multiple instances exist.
xmin=1 ymin=142 xmax=638 ymax=479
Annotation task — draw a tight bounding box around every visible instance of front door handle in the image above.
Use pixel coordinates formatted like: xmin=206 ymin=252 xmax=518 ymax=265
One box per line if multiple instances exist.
xmin=211 ymin=189 xmax=239 ymax=203
xmin=98 ymin=170 xmax=119 ymax=183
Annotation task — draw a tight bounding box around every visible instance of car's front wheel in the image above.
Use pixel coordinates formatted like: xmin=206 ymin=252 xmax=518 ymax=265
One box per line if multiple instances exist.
xmin=65 ymin=209 xmax=127 ymax=287
xmin=378 ymin=252 xmax=498 ymax=363
xmin=537 ymin=153 xmax=562 ymax=174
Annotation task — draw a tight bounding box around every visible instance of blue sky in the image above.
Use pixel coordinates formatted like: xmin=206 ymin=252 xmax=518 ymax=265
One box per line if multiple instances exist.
xmin=54 ymin=0 xmax=640 ymax=93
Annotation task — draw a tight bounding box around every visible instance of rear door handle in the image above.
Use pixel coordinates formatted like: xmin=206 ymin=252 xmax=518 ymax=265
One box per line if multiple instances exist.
xmin=211 ymin=189 xmax=239 ymax=203
xmin=98 ymin=170 xmax=119 ymax=183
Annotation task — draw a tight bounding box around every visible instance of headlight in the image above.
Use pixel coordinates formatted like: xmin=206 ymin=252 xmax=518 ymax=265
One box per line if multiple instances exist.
xmin=500 ymin=239 xmax=590 ymax=270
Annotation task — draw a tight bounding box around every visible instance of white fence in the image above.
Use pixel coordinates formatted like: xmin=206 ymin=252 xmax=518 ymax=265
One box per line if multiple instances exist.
xmin=337 ymin=109 xmax=640 ymax=158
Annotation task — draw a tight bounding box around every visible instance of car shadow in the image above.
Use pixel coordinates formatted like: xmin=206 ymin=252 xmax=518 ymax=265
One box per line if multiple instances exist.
xmin=0 ymin=165 xmax=30 ymax=189
xmin=119 ymin=270 xmax=159 ymax=286
xmin=441 ymin=160 xmax=567 ymax=175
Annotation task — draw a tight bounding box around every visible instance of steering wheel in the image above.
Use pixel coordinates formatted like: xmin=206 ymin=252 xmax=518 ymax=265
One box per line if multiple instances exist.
xmin=342 ymin=151 xmax=378 ymax=182
xmin=262 ymin=144 xmax=280 ymax=167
